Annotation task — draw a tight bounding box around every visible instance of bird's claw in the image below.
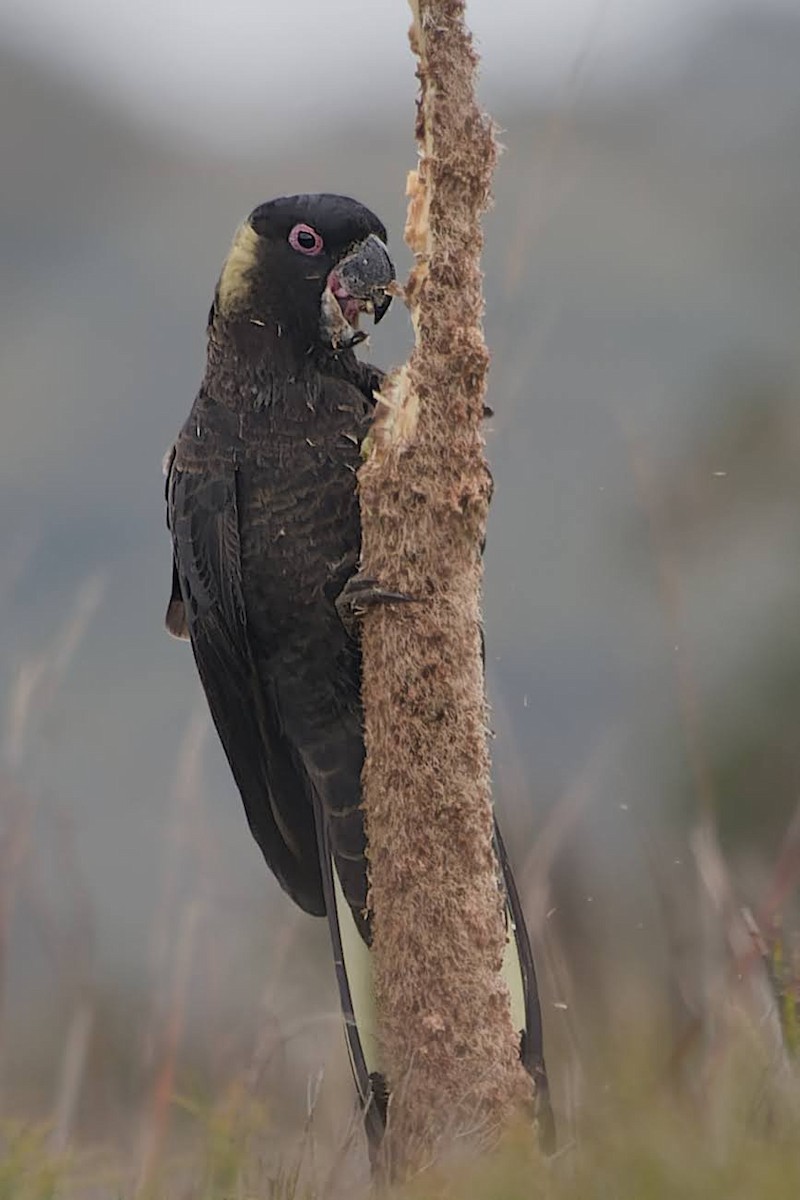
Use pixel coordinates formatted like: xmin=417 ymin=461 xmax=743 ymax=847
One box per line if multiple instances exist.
xmin=336 ymin=573 xmax=417 ymax=637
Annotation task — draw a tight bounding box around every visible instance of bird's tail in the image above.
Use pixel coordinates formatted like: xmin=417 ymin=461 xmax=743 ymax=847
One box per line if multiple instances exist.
xmin=494 ymin=823 xmax=555 ymax=1151
xmin=314 ymin=809 xmax=554 ymax=1157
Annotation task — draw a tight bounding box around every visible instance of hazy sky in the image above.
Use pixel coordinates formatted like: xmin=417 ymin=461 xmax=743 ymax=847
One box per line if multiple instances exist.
xmin=0 ymin=0 xmax=797 ymax=149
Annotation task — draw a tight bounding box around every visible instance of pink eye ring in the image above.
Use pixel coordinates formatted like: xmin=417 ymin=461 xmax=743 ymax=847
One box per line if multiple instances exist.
xmin=288 ymin=223 xmax=324 ymax=255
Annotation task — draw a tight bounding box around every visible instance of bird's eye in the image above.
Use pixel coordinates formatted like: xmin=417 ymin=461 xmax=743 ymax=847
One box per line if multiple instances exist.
xmin=288 ymin=224 xmax=324 ymax=255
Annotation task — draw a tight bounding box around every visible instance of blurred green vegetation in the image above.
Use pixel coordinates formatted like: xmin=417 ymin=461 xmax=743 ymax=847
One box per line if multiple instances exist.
xmin=4 ymin=1065 xmax=800 ymax=1200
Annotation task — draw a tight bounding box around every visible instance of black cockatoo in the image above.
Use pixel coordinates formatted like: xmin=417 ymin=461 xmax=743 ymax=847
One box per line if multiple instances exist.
xmin=164 ymin=194 xmax=551 ymax=1152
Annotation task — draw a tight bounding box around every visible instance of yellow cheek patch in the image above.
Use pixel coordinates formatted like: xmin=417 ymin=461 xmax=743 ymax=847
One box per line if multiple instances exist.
xmin=216 ymin=220 xmax=261 ymax=310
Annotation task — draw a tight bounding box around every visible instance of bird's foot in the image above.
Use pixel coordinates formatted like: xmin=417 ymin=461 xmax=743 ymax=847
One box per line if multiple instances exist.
xmin=336 ymin=572 xmax=417 ymax=637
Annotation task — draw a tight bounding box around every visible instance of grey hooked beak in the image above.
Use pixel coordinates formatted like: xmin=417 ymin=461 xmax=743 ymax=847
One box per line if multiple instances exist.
xmin=336 ymin=234 xmax=395 ymax=324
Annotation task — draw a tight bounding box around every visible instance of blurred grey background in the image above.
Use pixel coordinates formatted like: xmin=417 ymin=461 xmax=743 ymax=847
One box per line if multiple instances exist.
xmin=2 ymin=0 xmax=800 ymax=1163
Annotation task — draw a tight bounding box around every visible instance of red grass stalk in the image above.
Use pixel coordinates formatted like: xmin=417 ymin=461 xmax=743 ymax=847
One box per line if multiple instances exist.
xmin=135 ymin=899 xmax=203 ymax=1195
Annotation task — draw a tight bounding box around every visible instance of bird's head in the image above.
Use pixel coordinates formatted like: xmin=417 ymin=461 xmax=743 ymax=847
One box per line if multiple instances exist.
xmin=212 ymin=194 xmax=395 ymax=355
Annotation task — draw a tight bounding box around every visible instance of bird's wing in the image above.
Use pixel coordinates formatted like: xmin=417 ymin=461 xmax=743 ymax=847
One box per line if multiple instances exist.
xmin=166 ymin=454 xmax=324 ymax=916
xmin=164 ymin=444 xmax=190 ymax=640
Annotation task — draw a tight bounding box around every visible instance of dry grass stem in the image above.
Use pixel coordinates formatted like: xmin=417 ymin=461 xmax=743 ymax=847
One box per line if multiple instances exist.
xmin=357 ymin=0 xmax=533 ymax=1166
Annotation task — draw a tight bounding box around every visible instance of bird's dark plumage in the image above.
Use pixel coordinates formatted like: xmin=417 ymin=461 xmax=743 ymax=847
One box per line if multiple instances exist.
xmin=165 ymin=194 xmax=551 ymax=1152
xmin=166 ymin=195 xmax=391 ymax=932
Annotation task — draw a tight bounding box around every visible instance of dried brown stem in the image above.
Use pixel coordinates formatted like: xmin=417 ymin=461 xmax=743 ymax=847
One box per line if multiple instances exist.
xmin=357 ymin=0 xmax=531 ymax=1165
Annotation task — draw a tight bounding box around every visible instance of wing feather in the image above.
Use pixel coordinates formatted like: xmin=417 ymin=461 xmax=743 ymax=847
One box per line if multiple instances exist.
xmin=167 ymin=456 xmax=324 ymax=915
